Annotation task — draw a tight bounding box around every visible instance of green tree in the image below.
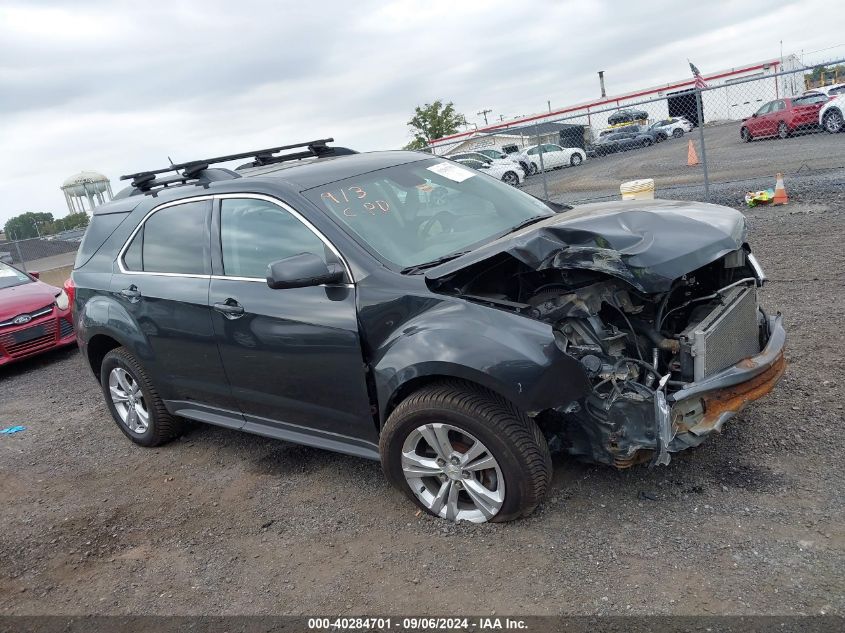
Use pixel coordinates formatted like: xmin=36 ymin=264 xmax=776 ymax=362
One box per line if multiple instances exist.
xmin=55 ymin=212 xmax=90 ymax=232
xmin=404 ymin=100 xmax=466 ymax=150
xmin=4 ymin=212 xmax=55 ymax=240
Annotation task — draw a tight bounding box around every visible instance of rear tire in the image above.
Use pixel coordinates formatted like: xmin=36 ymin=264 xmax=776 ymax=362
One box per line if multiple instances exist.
xmin=529 ymin=162 xmax=540 ymax=175
xmin=502 ymin=171 xmax=519 ymax=186
xmin=100 ymin=347 xmax=184 ymax=447
xmin=672 ymin=128 xmax=684 ymax=138
xmin=379 ymin=381 xmax=552 ymax=523
xmin=642 ymin=137 xmax=653 ymax=147
xmin=569 ymin=153 xmax=583 ymax=166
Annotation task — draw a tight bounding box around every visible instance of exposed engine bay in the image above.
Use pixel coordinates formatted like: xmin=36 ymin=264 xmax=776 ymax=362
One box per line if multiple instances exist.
xmin=428 ymin=245 xmax=776 ymax=468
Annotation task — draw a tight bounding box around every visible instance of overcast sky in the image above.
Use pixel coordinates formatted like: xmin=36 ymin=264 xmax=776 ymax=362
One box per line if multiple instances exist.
xmin=1 ymin=0 xmax=843 ymax=226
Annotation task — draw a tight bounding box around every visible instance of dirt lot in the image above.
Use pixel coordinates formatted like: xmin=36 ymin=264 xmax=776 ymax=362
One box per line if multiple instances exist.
xmin=1 ymin=195 xmax=843 ymax=616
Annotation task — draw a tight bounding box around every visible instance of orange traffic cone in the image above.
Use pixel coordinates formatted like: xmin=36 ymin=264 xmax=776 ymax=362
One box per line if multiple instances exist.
xmin=687 ymin=140 xmax=699 ymax=166
xmin=773 ymin=172 xmax=788 ymax=205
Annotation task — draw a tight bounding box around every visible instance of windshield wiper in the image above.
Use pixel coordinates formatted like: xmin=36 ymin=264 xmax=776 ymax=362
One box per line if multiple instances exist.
xmin=401 ymin=250 xmax=471 ymax=275
xmin=498 ymin=215 xmax=549 ymax=237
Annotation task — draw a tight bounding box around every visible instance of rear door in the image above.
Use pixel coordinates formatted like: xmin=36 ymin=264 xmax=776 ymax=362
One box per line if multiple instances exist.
xmin=541 ymin=144 xmax=565 ymax=168
xmin=208 ymin=195 xmax=376 ymax=449
xmin=790 ymin=94 xmax=827 ymax=130
xmin=111 ymin=198 xmax=238 ymax=419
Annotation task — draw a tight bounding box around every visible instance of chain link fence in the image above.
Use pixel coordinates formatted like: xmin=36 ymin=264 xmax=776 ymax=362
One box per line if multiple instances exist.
xmin=0 ymin=231 xmax=83 ymax=286
xmin=425 ymin=58 xmax=845 ymax=208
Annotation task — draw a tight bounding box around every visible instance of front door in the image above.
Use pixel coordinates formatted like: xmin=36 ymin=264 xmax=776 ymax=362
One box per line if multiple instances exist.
xmin=208 ymin=195 xmax=377 ymax=451
xmin=110 ymin=198 xmax=238 ymax=419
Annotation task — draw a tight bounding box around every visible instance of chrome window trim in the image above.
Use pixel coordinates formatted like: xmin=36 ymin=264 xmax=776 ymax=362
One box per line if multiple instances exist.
xmin=117 ymin=195 xmax=214 ymax=278
xmin=116 ymin=193 xmax=354 ymax=284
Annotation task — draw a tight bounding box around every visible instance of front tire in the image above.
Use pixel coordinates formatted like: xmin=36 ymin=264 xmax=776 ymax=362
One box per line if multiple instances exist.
xmin=100 ymin=347 xmax=183 ymax=447
xmin=380 ymin=382 xmax=552 ymax=523
xmin=672 ymin=128 xmax=684 ymax=138
xmin=741 ymin=127 xmax=752 ymax=142
xmin=529 ymin=162 xmax=540 ymax=175
xmin=823 ymin=109 xmax=844 ymax=133
xmin=777 ymin=121 xmax=789 ymax=139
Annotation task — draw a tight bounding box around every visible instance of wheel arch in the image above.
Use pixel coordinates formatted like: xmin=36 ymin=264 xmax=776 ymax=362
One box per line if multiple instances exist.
xmin=86 ymin=333 xmax=123 ymax=380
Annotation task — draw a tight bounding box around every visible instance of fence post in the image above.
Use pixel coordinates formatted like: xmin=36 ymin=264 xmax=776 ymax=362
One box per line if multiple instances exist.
xmin=12 ymin=239 xmax=27 ymax=272
xmin=535 ymin=123 xmax=549 ymax=200
xmin=696 ymin=88 xmax=710 ymax=202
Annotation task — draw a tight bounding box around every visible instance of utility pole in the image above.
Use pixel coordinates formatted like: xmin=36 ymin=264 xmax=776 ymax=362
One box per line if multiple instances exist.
xmin=547 ymin=100 xmax=551 ymax=113
xmin=498 ymin=114 xmax=505 ymax=122
xmin=32 ymin=221 xmax=41 ymax=238
xmin=477 ymin=109 xmax=492 ymax=125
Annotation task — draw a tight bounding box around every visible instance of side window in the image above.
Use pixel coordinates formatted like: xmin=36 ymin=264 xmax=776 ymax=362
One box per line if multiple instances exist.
xmin=220 ymin=199 xmax=328 ymax=279
xmin=542 ymin=144 xmax=559 ymax=152
xmin=527 ymin=147 xmax=539 ymax=155
xmin=773 ymin=100 xmax=786 ymax=111
xmin=755 ymin=102 xmax=772 ymax=116
xmin=123 ymin=200 xmax=210 ymax=274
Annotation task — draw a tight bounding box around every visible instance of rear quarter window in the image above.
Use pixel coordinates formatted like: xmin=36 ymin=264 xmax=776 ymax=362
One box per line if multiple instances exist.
xmin=74 ymin=212 xmax=132 ymax=269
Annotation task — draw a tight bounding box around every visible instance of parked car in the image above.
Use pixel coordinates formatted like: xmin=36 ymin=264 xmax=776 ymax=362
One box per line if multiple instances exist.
xmin=803 ymin=83 xmax=845 ymax=98
xmin=446 ymin=151 xmax=526 ymax=177
xmin=0 ymin=261 xmax=75 ymax=366
xmin=607 ymin=109 xmax=649 ymax=126
xmin=520 ymin=144 xmax=586 ymax=174
xmin=455 ymin=158 xmax=524 ymax=186
xmin=72 ymin=140 xmax=784 ymax=523
xmin=648 ymin=117 xmax=693 ymax=140
xmin=740 ymin=94 xmax=829 ymax=141
xmin=587 ymin=126 xmax=656 ymax=156
xmin=819 ymin=93 xmax=845 ymax=134
xmin=472 ymin=148 xmax=531 ymax=175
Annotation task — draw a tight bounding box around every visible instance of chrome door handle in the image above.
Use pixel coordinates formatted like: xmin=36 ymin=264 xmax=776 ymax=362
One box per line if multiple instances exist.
xmin=213 ymin=300 xmax=245 ymax=319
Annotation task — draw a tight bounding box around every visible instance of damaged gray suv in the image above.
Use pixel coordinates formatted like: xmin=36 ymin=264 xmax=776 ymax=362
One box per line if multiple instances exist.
xmin=72 ymin=139 xmax=786 ymax=523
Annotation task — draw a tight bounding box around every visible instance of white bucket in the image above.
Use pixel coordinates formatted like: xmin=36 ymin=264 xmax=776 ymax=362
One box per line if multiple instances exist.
xmin=620 ymin=178 xmax=655 ymax=200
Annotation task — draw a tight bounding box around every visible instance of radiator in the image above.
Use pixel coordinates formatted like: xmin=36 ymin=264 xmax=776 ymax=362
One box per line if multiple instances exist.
xmin=679 ymin=285 xmax=760 ymax=381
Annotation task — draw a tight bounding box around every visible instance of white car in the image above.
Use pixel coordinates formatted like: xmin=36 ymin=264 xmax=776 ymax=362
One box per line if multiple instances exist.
xmin=471 ymin=148 xmax=532 ymax=174
xmin=803 ymin=83 xmax=845 ymax=98
xmin=447 ymin=151 xmax=526 ymax=175
xmin=648 ymin=117 xmax=694 ymax=140
xmin=819 ymin=94 xmax=845 ymax=133
xmin=520 ymin=144 xmax=586 ymax=174
xmin=455 ymin=158 xmax=524 ymax=186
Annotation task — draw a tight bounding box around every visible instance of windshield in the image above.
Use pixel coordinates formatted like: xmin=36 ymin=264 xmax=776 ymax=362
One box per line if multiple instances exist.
xmin=304 ymin=158 xmax=553 ymax=269
xmin=0 ymin=261 xmax=33 ymax=290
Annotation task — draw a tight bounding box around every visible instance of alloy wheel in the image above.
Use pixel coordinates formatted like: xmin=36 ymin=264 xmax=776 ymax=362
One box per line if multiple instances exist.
xmin=570 ymin=153 xmax=582 ymax=166
xmin=778 ymin=122 xmax=789 ymax=139
xmin=825 ymin=111 xmax=843 ymax=133
xmin=108 ymin=367 xmax=149 ymax=434
xmin=401 ymin=423 xmax=505 ymax=523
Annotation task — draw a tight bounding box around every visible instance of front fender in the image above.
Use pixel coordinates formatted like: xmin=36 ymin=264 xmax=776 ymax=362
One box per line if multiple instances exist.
xmin=371 ymin=299 xmax=590 ymax=421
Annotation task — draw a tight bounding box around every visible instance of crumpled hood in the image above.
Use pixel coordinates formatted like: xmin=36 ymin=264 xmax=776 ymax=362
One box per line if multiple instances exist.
xmin=0 ymin=281 xmax=59 ymax=321
xmin=426 ymin=199 xmax=747 ymax=293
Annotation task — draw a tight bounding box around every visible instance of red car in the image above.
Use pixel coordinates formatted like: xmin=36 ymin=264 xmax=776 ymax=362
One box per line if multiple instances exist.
xmin=741 ymin=93 xmax=830 ymax=141
xmin=0 ymin=261 xmax=75 ymax=366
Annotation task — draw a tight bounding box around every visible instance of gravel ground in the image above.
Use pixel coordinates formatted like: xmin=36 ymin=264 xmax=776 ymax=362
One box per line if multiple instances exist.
xmin=1 ymin=194 xmax=843 ymax=616
xmin=520 ymin=122 xmax=845 ymax=206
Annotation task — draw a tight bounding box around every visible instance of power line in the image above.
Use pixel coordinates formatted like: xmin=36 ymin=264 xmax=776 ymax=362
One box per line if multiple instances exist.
xmin=477 ymin=109 xmax=492 ymax=125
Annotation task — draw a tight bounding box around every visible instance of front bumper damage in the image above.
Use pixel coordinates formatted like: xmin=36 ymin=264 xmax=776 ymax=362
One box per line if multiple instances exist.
xmin=563 ymin=314 xmax=786 ymax=468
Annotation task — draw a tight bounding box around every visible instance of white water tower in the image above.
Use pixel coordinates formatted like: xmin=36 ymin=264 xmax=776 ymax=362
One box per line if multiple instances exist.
xmin=60 ymin=171 xmax=113 ymax=213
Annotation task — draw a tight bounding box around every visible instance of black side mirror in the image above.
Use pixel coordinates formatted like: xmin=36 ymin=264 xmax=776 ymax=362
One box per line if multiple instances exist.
xmin=266 ymin=252 xmax=344 ymax=289
xmin=751 ymin=113 xmax=758 ymax=118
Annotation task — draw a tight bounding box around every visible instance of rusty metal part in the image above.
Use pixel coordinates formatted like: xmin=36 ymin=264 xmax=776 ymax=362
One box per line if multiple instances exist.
xmin=689 ymin=351 xmax=786 ymax=435
xmin=613 ymin=450 xmax=653 ymax=469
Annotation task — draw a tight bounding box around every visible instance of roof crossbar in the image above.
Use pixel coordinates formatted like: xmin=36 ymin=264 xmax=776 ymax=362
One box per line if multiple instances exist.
xmin=120 ymin=138 xmax=352 ymax=191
